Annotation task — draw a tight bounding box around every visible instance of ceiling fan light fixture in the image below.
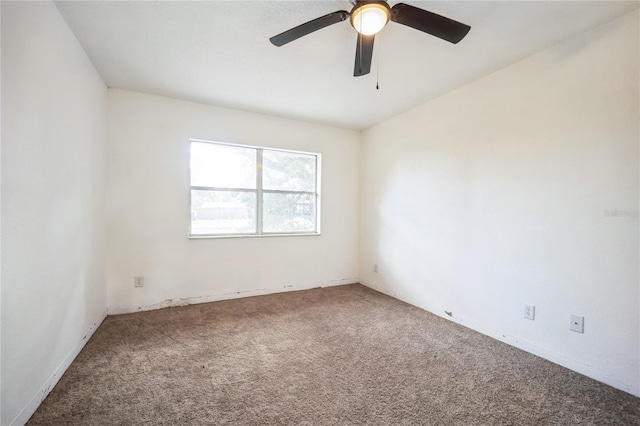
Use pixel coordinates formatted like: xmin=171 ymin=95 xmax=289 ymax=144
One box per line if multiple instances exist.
xmin=350 ymin=3 xmax=390 ymax=36
xmin=269 ymin=2 xmax=471 ymax=77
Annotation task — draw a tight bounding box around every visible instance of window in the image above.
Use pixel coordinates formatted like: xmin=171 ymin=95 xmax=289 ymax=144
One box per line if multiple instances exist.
xmin=189 ymin=140 xmax=321 ymax=237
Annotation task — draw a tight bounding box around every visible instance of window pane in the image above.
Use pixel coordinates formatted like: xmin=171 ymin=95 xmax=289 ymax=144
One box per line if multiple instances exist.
xmin=190 ymin=142 xmax=256 ymax=189
xmin=263 ymin=192 xmax=316 ymax=233
xmin=263 ymin=150 xmax=316 ymax=192
xmin=191 ymin=190 xmax=256 ymax=235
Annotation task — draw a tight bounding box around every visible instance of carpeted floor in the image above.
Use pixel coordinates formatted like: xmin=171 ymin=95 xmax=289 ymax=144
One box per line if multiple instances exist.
xmin=28 ymin=284 xmax=639 ymax=425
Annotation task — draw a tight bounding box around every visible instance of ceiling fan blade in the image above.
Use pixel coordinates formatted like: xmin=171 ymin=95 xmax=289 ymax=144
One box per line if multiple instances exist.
xmin=354 ymin=34 xmax=375 ymax=77
xmin=270 ymin=11 xmax=350 ymax=46
xmin=391 ymin=3 xmax=470 ymax=44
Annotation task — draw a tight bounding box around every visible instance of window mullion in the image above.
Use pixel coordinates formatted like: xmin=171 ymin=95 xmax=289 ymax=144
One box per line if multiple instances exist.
xmin=190 ymin=186 xmax=256 ymax=193
xmin=261 ymin=189 xmax=316 ymax=195
xmin=256 ymin=149 xmax=263 ymax=235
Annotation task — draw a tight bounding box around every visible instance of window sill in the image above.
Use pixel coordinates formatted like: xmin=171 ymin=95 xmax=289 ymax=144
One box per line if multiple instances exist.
xmin=189 ymin=232 xmax=322 ymax=239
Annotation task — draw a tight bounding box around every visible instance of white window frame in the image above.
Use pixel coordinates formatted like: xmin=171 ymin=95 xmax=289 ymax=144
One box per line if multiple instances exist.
xmin=189 ymin=139 xmax=322 ymax=238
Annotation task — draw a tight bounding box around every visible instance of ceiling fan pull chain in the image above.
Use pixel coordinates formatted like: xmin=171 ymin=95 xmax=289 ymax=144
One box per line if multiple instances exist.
xmin=376 ymin=42 xmax=380 ymax=90
xmin=358 ymin=32 xmax=362 ymax=74
xmin=358 ymin=13 xmax=363 ymax=74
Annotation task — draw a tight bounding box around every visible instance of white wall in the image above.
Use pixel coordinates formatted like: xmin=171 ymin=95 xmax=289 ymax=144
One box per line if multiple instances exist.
xmin=106 ymin=90 xmax=359 ymax=313
xmin=360 ymin=11 xmax=639 ymax=396
xmin=1 ymin=2 xmax=108 ymax=424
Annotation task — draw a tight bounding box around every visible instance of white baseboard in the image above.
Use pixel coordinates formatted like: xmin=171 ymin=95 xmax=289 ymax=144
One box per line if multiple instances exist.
xmin=360 ymin=280 xmax=639 ymax=397
xmin=10 ymin=309 xmax=108 ymax=426
xmin=108 ymin=278 xmax=360 ymax=315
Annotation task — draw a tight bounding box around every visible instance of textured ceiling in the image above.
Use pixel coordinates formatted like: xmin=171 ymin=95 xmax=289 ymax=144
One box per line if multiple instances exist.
xmin=56 ymin=1 xmax=639 ymax=130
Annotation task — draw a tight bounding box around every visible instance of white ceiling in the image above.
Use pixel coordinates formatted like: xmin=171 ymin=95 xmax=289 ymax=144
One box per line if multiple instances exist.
xmin=56 ymin=1 xmax=638 ymax=130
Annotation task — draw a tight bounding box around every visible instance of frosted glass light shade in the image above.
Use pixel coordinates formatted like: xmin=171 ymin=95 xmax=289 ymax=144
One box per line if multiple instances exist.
xmin=351 ymin=4 xmax=390 ymax=36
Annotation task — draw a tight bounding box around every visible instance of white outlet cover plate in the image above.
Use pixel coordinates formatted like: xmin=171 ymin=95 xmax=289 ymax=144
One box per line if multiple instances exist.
xmin=134 ymin=276 xmax=144 ymax=287
xmin=570 ymin=314 xmax=584 ymax=333
xmin=524 ymin=304 xmax=535 ymax=320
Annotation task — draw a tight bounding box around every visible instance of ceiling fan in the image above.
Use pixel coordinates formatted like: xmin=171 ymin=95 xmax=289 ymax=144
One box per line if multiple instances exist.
xmin=269 ymin=1 xmax=471 ymax=77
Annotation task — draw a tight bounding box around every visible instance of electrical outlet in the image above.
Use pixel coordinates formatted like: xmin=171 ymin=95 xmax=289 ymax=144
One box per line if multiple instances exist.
xmin=373 ymin=264 xmax=378 ymax=273
xmin=134 ymin=276 xmax=144 ymax=288
xmin=524 ymin=304 xmax=535 ymax=320
xmin=570 ymin=314 xmax=584 ymax=333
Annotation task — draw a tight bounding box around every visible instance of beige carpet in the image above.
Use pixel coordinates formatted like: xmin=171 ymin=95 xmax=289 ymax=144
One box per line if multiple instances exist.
xmin=28 ymin=284 xmax=639 ymax=425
